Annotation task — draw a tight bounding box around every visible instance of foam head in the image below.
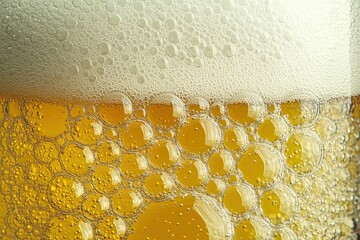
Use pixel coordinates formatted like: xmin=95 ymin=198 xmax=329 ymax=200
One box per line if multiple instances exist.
xmin=0 ymin=0 xmax=359 ymax=102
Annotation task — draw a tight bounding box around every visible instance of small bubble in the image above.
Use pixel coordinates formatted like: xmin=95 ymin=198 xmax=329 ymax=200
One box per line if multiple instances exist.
xmin=96 ymin=67 xmax=105 ymax=75
xmin=137 ymin=75 xmax=146 ymax=84
xmin=62 ymin=41 xmax=74 ymax=52
xmin=106 ymin=57 xmax=114 ymax=65
xmin=137 ymin=18 xmax=148 ymax=28
xmin=204 ymin=45 xmax=216 ymax=58
xmin=165 ymin=18 xmax=176 ymax=29
xmin=117 ymin=32 xmax=126 ymax=40
xmin=99 ymin=42 xmax=111 ymax=55
xmin=80 ymin=47 xmax=89 ymax=55
xmin=108 ymin=14 xmax=121 ymax=26
xmin=89 ymin=74 xmax=97 ymax=82
xmin=193 ymin=59 xmax=203 ymax=68
xmin=134 ymin=1 xmax=144 ymax=11
xmin=65 ymin=18 xmax=77 ymax=29
xmin=69 ymin=65 xmax=79 ymax=75
xmin=187 ymin=46 xmax=199 ymax=58
xmin=55 ymin=29 xmax=68 ymax=41
xmin=168 ymin=31 xmax=181 ymax=43
xmin=81 ymin=59 xmax=92 ymax=69
xmin=184 ymin=13 xmax=194 ymax=23
xmin=165 ymin=45 xmax=178 ymax=57
xmin=222 ymin=44 xmax=235 ymax=57
xmin=156 ymin=57 xmax=168 ymax=69
xmin=106 ymin=1 xmax=116 ymax=12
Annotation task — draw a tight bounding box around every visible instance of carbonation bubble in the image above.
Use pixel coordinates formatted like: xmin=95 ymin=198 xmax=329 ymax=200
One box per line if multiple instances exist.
xmin=55 ymin=29 xmax=69 ymax=41
xmin=165 ymin=44 xmax=178 ymax=57
xmin=137 ymin=18 xmax=148 ymax=28
xmin=280 ymin=100 xmax=318 ymax=126
xmin=92 ymin=165 xmax=121 ymax=194
xmin=112 ymin=189 xmax=143 ymax=217
xmin=177 ymin=116 xmax=221 ymax=154
xmin=48 ymin=176 xmax=84 ymax=211
xmin=222 ymin=44 xmax=235 ymax=57
xmin=228 ymin=101 xmax=265 ymax=125
xmin=119 ymin=153 xmax=148 ymax=180
xmin=188 ymin=97 xmax=210 ymax=114
xmin=72 ymin=117 xmax=103 ymax=145
xmin=284 ymin=131 xmax=322 ymax=174
xmin=147 ymin=94 xmax=186 ymax=129
xmin=108 ymin=14 xmax=121 ymax=26
xmin=235 ymin=217 xmax=272 ymax=240
xmin=127 ymin=195 xmax=231 ymax=240
xmin=223 ymin=126 xmax=248 ymax=151
xmin=260 ymin=184 xmax=297 ymax=224
xmin=99 ymin=42 xmax=111 ymax=55
xmin=25 ymin=101 xmax=68 ymax=138
xmin=70 ymin=104 xmax=85 ymax=118
xmin=96 ymin=141 xmax=120 ymax=163
xmin=223 ymin=184 xmax=256 ymax=215
xmin=238 ymin=145 xmax=281 ymax=187
xmin=49 ymin=215 xmax=93 ymax=240
xmin=147 ymin=140 xmax=180 ymax=169
xmin=257 ymin=115 xmax=288 ymax=142
xmin=156 ymin=57 xmax=168 ymax=68
xmin=187 ymin=46 xmax=199 ymax=58
xmin=168 ymin=31 xmax=181 ymax=43
xmin=98 ymin=92 xmax=133 ymax=126
xmin=204 ymin=45 xmax=216 ymax=58
xmin=69 ymin=65 xmax=80 ymax=75
xmin=82 ymin=193 xmax=109 ymax=220
xmin=60 ymin=144 xmax=94 ymax=175
xmin=206 ymin=178 xmax=226 ymax=196
xmin=175 ymin=159 xmax=208 ymax=188
xmin=208 ymin=150 xmax=234 ymax=176
xmin=143 ymin=172 xmax=174 ymax=198
xmin=315 ymin=117 xmax=336 ymax=139
xmin=96 ymin=216 xmax=127 ymax=239
xmin=119 ymin=121 xmax=153 ymax=150
xmin=65 ymin=17 xmax=77 ymax=29
xmin=81 ymin=59 xmax=93 ymax=69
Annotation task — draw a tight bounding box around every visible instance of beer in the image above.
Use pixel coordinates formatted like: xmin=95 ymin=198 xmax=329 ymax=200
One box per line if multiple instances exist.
xmin=0 ymin=0 xmax=359 ymax=239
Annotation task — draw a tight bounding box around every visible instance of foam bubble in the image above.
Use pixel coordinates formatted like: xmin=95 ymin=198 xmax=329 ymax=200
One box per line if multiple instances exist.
xmin=0 ymin=0 xmax=358 ymax=102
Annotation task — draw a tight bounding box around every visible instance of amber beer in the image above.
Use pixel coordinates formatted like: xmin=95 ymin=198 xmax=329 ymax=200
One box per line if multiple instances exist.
xmin=0 ymin=0 xmax=359 ymax=239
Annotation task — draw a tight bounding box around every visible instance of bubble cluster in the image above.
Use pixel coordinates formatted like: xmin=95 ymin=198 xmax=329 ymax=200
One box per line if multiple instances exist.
xmin=0 ymin=1 xmax=358 ymax=101
xmin=0 ymin=94 xmax=358 ymax=239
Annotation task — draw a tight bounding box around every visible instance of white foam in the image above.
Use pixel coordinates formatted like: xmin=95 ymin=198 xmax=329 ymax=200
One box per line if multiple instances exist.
xmin=0 ymin=0 xmax=358 ymax=102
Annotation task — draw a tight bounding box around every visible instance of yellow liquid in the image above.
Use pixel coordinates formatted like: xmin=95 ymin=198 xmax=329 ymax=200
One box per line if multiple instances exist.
xmin=0 ymin=94 xmax=359 ymax=239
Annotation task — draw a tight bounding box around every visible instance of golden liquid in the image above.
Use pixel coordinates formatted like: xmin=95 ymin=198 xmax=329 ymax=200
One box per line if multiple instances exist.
xmin=0 ymin=94 xmax=359 ymax=240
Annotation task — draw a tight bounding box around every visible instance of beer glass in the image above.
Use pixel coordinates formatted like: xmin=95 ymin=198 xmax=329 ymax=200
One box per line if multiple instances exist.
xmin=0 ymin=0 xmax=359 ymax=239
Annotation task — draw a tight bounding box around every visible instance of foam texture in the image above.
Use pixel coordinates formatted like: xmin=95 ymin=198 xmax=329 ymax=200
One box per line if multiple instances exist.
xmin=0 ymin=0 xmax=359 ymax=102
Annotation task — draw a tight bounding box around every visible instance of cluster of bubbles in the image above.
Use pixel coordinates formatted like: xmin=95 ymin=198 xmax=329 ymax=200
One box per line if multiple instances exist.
xmin=0 ymin=93 xmax=359 ymax=239
xmin=0 ymin=0 xmax=358 ymax=101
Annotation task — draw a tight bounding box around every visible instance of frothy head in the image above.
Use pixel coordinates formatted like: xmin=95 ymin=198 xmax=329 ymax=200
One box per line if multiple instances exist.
xmin=0 ymin=0 xmax=358 ymax=102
